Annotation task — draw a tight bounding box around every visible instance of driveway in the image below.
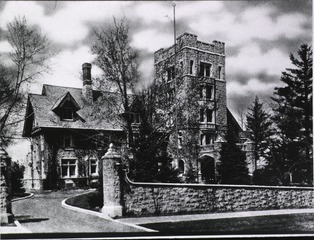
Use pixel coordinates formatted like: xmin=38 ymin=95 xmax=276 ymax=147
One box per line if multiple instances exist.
xmin=11 ymin=190 xmax=145 ymax=233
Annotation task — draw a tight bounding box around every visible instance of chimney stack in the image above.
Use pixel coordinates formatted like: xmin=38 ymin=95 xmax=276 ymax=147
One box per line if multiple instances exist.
xmin=82 ymin=63 xmax=93 ymax=103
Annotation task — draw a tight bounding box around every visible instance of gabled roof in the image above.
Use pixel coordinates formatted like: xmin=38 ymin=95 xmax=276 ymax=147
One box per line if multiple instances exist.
xmin=23 ymin=84 xmax=126 ymax=137
xmin=51 ymin=92 xmax=81 ymax=112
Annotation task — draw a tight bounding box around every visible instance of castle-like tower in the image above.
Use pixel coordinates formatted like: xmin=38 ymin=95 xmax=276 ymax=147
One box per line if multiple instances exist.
xmin=154 ymin=33 xmax=228 ymax=183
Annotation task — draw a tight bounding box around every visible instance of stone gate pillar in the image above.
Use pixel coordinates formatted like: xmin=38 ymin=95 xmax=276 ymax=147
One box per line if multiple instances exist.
xmin=101 ymin=143 xmax=122 ymax=218
xmin=0 ymin=147 xmax=13 ymax=224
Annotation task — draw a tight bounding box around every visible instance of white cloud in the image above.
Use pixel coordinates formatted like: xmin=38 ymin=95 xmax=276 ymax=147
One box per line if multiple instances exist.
xmin=138 ymin=57 xmax=154 ymax=86
xmin=189 ymin=4 xmax=309 ymax=47
xmin=32 ymin=46 xmax=102 ymax=93
xmin=0 ymin=1 xmax=131 ymax=45
xmin=0 ymin=40 xmax=13 ymax=53
xmin=131 ymin=29 xmax=172 ymax=52
xmin=227 ymin=78 xmax=278 ymax=97
xmin=227 ymin=43 xmax=293 ymax=76
xmin=132 ymin=2 xmax=172 ymax=24
xmin=42 ymin=1 xmax=130 ymax=44
xmin=0 ymin=1 xmax=45 ymax=29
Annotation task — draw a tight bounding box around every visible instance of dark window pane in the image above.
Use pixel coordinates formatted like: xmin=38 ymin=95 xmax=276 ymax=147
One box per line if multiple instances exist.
xmin=218 ymin=66 xmax=222 ymax=79
xmin=206 ymin=109 xmax=213 ymax=122
xmin=179 ymin=160 xmax=184 ymax=173
xmin=70 ymin=166 xmax=76 ymax=176
xmin=62 ymin=166 xmax=67 ymax=177
xmin=206 ymin=86 xmax=212 ymax=99
xmin=190 ymin=60 xmax=193 ymax=74
xmin=200 ymin=109 xmax=204 ymax=122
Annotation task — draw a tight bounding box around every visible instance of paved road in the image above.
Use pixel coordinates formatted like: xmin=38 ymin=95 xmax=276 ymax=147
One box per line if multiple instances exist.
xmin=12 ymin=190 xmax=144 ymax=233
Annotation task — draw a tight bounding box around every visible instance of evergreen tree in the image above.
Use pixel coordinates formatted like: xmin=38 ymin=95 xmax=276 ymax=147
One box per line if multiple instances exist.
xmin=271 ymin=44 xmax=312 ymax=185
xmin=246 ymin=96 xmax=272 ymax=171
xmin=217 ymin=125 xmax=250 ymax=184
xmin=128 ymin=95 xmax=180 ymax=183
xmin=11 ymin=161 xmax=25 ymax=195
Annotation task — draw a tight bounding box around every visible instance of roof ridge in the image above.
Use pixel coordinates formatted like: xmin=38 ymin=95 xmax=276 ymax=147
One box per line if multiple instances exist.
xmin=42 ymin=83 xmax=114 ymax=94
xmin=29 ymin=93 xmax=45 ymax=96
xmin=43 ymin=83 xmax=83 ymax=90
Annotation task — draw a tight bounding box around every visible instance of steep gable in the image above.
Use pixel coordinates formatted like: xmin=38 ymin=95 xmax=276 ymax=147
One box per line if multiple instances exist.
xmin=22 ymin=84 xmax=125 ymax=137
xmin=51 ymin=92 xmax=82 ymax=121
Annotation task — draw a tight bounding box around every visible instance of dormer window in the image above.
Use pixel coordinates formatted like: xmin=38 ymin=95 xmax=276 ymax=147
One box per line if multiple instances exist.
xmin=61 ymin=107 xmax=74 ymax=120
xmin=51 ymin=92 xmax=81 ymax=122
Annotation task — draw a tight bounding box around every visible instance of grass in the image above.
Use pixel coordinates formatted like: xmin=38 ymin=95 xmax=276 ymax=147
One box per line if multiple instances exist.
xmin=65 ymin=190 xmax=103 ymax=212
xmin=141 ymin=213 xmax=314 ymax=234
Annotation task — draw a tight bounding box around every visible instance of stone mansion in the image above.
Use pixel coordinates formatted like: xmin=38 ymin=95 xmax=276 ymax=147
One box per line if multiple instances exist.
xmin=22 ymin=33 xmax=254 ymax=190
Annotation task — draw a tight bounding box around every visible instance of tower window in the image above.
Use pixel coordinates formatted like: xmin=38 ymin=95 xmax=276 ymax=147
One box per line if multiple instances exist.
xmin=199 ymin=62 xmax=211 ymax=77
xmin=200 ymin=109 xmax=214 ymax=123
xmin=190 ymin=60 xmax=194 ymax=74
xmin=167 ymin=66 xmax=175 ymax=81
xmin=200 ymin=87 xmax=203 ymax=99
xmin=218 ymin=66 xmax=222 ymax=79
xmin=200 ymin=85 xmax=213 ymax=99
xmin=200 ymin=108 xmax=205 ymax=122
xmin=206 ymin=109 xmax=213 ymax=123
xmin=206 ymin=85 xmax=213 ymax=99
xmin=201 ymin=133 xmax=215 ymax=145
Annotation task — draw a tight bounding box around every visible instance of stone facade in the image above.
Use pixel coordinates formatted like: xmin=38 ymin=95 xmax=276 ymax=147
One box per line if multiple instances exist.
xmin=23 ymin=129 xmax=124 ymax=191
xmin=123 ymin=177 xmax=314 ymax=216
xmin=0 ymin=148 xmax=13 ymax=224
xmin=154 ymin=32 xmax=253 ymax=182
xmin=22 ymin=63 xmax=128 ymax=191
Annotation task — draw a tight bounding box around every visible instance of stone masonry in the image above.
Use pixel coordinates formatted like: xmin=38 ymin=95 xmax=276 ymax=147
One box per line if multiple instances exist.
xmin=154 ymin=33 xmax=229 ymax=182
xmin=0 ymin=147 xmax=13 ymax=224
xmin=123 ymin=176 xmax=314 ymax=216
xmin=101 ymin=143 xmax=122 ymax=217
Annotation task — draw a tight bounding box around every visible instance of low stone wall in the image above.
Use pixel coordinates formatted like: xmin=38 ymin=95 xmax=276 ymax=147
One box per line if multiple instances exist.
xmin=123 ymin=175 xmax=314 ymax=216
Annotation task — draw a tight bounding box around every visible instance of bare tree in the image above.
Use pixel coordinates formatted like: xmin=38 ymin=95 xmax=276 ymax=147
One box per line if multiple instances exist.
xmin=91 ymin=18 xmax=140 ymax=148
xmin=0 ymin=17 xmax=52 ymax=145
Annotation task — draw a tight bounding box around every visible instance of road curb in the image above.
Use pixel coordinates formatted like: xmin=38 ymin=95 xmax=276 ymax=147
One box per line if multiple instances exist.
xmin=118 ymin=208 xmax=314 ymax=225
xmin=12 ymin=193 xmax=34 ymax=202
xmin=61 ymin=192 xmax=157 ymax=232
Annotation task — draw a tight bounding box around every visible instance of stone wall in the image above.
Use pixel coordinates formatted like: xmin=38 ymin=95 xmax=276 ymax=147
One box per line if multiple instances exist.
xmin=0 ymin=148 xmax=13 ymax=223
xmin=123 ymin=176 xmax=314 ymax=216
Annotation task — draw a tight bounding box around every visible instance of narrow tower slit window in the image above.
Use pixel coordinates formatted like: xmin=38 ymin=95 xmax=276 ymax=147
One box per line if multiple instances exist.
xmin=190 ymin=60 xmax=194 ymax=74
xmin=218 ymin=66 xmax=222 ymax=79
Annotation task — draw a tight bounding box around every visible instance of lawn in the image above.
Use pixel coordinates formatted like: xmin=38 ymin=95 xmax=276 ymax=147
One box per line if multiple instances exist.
xmin=140 ymin=213 xmax=314 ymax=234
xmin=65 ymin=190 xmax=103 ymax=212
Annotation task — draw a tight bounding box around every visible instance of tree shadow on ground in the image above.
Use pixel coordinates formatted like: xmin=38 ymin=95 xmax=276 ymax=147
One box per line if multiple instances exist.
xmin=15 ymin=215 xmax=49 ymax=223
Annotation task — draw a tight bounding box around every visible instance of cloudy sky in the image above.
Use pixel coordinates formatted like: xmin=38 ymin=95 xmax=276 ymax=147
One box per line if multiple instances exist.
xmin=0 ymin=0 xmax=312 ymax=159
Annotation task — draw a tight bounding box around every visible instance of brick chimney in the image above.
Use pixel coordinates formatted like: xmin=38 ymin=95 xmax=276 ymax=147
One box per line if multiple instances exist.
xmin=82 ymin=63 xmax=93 ymax=103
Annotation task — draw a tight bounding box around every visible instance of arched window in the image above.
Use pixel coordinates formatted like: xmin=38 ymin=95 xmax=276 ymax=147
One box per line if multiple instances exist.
xmin=178 ymin=160 xmax=185 ymax=174
xmin=199 ymin=156 xmax=215 ymax=183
